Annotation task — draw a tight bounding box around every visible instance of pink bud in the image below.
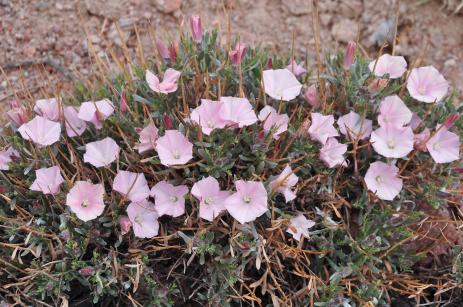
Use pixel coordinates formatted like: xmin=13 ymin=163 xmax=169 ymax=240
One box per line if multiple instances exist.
xmin=169 ymin=42 xmax=178 ymax=62
xmin=163 ymin=113 xmax=173 ymax=129
xmin=256 ymin=130 xmax=265 ymax=143
xmin=79 ymin=266 xmax=94 ymax=276
xmin=443 ymin=114 xmax=459 ymax=129
xmin=229 ymin=43 xmax=246 ymax=65
xmin=7 ymin=106 xmax=29 ymax=126
xmin=9 ymin=100 xmax=20 ymax=108
xmin=156 ymin=39 xmax=170 ymax=59
xmin=304 ymin=85 xmax=320 ymax=107
xmin=266 ymin=57 xmax=273 ymax=69
xmin=343 ymin=41 xmax=356 ymax=70
xmin=120 ymin=90 xmax=128 ymax=113
xmin=0 ymin=185 xmax=6 ymax=194
xmin=453 ymin=168 xmax=463 ymax=175
xmin=367 ymin=78 xmax=389 ymax=93
xmin=190 ymin=15 xmax=202 ymax=43
xmin=119 ymin=216 xmax=132 ymax=235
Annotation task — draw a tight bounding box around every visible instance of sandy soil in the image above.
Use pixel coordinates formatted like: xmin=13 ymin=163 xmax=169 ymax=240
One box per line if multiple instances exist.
xmin=0 ymin=0 xmax=462 ymax=109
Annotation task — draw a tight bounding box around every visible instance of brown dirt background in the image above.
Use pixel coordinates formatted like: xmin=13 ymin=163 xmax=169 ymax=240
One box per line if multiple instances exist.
xmin=1 ymin=0 xmax=462 ymax=110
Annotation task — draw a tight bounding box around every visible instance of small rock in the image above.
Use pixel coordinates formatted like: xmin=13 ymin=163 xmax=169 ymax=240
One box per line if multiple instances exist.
xmin=331 ymin=19 xmax=357 ymax=43
xmin=153 ymin=0 xmax=182 ymax=14
xmin=85 ymin=0 xmax=127 ymax=20
xmin=107 ymin=24 xmax=129 ymax=47
xmin=283 ymin=0 xmax=311 ymax=16
xmin=319 ymin=13 xmax=332 ymax=27
xmin=339 ymin=0 xmax=363 ymax=19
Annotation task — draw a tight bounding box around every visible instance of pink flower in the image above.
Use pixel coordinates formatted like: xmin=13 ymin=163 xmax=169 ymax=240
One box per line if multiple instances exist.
xmin=409 ymin=112 xmax=422 ymax=130
xmin=337 ymin=111 xmax=372 ymax=140
xmin=0 ymin=147 xmax=19 ymax=171
xmin=414 ymin=128 xmax=430 ymax=151
xmin=190 ymin=99 xmax=227 ymax=135
xmin=34 ymin=98 xmax=61 ymax=122
xmin=224 ymin=180 xmax=268 ymax=224
xmin=191 ymin=177 xmax=228 ymax=221
xmin=308 ymin=113 xmax=339 ymax=145
xmin=190 ymin=15 xmax=203 ymax=43
xmin=66 ymin=181 xmax=105 ymax=222
xmin=83 ymin=137 xmax=120 ymax=168
xmin=113 ymin=170 xmax=150 ymax=202
xmin=258 ymin=105 xmax=289 ymax=139
xmin=7 ymin=104 xmax=29 ymax=126
xmin=263 ymin=69 xmax=302 ymax=101
xmin=127 ymin=200 xmax=160 ymax=238
xmin=156 ymin=39 xmax=170 ymax=59
xmin=368 ymin=54 xmax=407 ymax=79
xmin=377 ymin=95 xmax=412 ymax=127
xmin=150 ymin=181 xmax=189 ymax=217
xmin=370 ymin=124 xmax=414 ymax=158
xmin=319 ymin=138 xmax=348 ymax=168
xmin=134 ymin=122 xmax=159 ymax=154
xmin=146 ymin=69 xmax=181 ymax=94
xmin=426 ymin=126 xmax=460 ymax=163
xmin=229 ymin=43 xmax=246 ymax=65
xmin=18 ymin=116 xmax=61 ymax=147
xmin=63 ymin=106 xmax=87 ymax=137
xmin=119 ymin=216 xmax=132 ymax=235
xmin=304 ymin=84 xmax=320 ymax=107
xmin=219 ymin=97 xmax=258 ymax=128
xmin=156 ymin=130 xmax=193 ymax=166
xmin=364 ymin=161 xmax=403 ymax=201
xmin=270 ymin=165 xmax=298 ymax=203
xmin=30 ymin=166 xmax=64 ymax=195
xmin=407 ymin=66 xmax=449 ymax=103
xmin=343 ymin=41 xmax=356 ymax=70
xmin=286 ymin=60 xmax=307 ymax=76
xmin=287 ymin=214 xmax=315 ymax=241
xmin=78 ymin=99 xmax=114 ymax=129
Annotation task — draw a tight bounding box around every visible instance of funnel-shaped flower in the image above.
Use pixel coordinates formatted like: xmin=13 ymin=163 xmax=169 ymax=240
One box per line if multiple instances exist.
xmin=146 ymin=69 xmax=181 ymax=94
xmin=270 ymin=165 xmax=298 ymax=203
xmin=407 ymin=66 xmax=448 ymax=103
xmin=319 ymin=138 xmax=348 ymax=168
xmin=426 ymin=126 xmax=460 ymax=163
xmin=150 ymin=181 xmax=189 ymax=217
xmin=34 ymin=98 xmax=61 ymax=121
xmin=219 ymin=96 xmax=258 ymax=128
xmin=308 ymin=113 xmax=339 ymax=145
xmin=371 ymin=124 xmax=414 ymax=158
xmin=364 ymin=161 xmax=402 ymax=201
xmin=134 ymin=122 xmax=159 ymax=154
xmin=191 ymin=176 xmax=228 ymax=221
xmin=64 ymin=106 xmax=87 ymax=137
xmin=229 ymin=43 xmax=246 ymax=65
xmin=127 ymin=200 xmax=160 ymax=238
xmin=368 ymin=54 xmax=407 ymax=79
xmin=0 ymin=147 xmax=19 ymax=171
xmin=377 ymin=95 xmax=412 ymax=127
xmin=258 ymin=105 xmax=289 ymax=139
xmin=18 ymin=116 xmax=61 ymax=147
xmin=287 ymin=214 xmax=315 ymax=241
xmin=224 ymin=180 xmax=268 ymax=224
xmin=156 ymin=130 xmax=193 ymax=166
xmin=337 ymin=111 xmax=372 ymax=140
xmin=263 ymin=69 xmax=302 ymax=101
xmin=190 ymin=99 xmax=227 ymax=135
xmin=83 ymin=137 xmax=120 ymax=168
xmin=113 ymin=170 xmax=150 ymax=202
xmin=30 ymin=166 xmax=64 ymax=195
xmin=78 ymin=99 xmax=114 ymax=129
xmin=66 ymin=181 xmax=105 ymax=222
xmin=286 ymin=60 xmax=307 ymax=76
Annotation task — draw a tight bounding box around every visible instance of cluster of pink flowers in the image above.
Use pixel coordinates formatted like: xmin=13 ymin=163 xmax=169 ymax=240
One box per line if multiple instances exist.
xmin=1 ymin=27 xmax=460 ymax=243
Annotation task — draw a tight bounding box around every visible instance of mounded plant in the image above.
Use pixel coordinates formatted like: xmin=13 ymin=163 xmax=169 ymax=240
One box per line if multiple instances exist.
xmin=0 ymin=15 xmax=462 ymax=306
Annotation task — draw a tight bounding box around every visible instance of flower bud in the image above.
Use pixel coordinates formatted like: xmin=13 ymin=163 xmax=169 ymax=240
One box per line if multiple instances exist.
xmin=343 ymin=41 xmax=356 ymax=70
xmin=163 ymin=113 xmax=173 ymax=129
xmin=443 ymin=114 xmax=459 ymax=129
xmin=119 ymin=216 xmax=132 ymax=235
xmin=169 ymin=42 xmax=178 ymax=62
xmin=304 ymin=85 xmax=319 ymax=108
xmin=229 ymin=43 xmax=246 ymax=65
xmin=79 ymin=266 xmax=94 ymax=277
xmin=120 ymin=90 xmax=128 ymax=113
xmin=156 ymin=39 xmax=170 ymax=59
xmin=190 ymin=15 xmax=202 ymax=43
xmin=367 ymin=78 xmax=389 ymax=93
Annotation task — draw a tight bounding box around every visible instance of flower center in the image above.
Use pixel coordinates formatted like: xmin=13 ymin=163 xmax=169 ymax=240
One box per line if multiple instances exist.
xmin=204 ymin=196 xmax=213 ymax=205
xmin=387 ymin=140 xmax=395 ymax=149
xmin=134 ymin=215 xmax=143 ymax=225
xmin=173 ymin=150 xmax=180 ymax=159
xmin=375 ymin=176 xmax=383 ymax=183
xmin=418 ymin=86 xmax=427 ymax=95
xmin=170 ymin=196 xmax=178 ymax=202
xmin=207 ymin=120 xmax=214 ymax=128
xmin=243 ymin=196 xmax=252 ymax=204
xmin=81 ymin=199 xmax=89 ymax=208
xmin=433 ymin=142 xmax=441 ymax=150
